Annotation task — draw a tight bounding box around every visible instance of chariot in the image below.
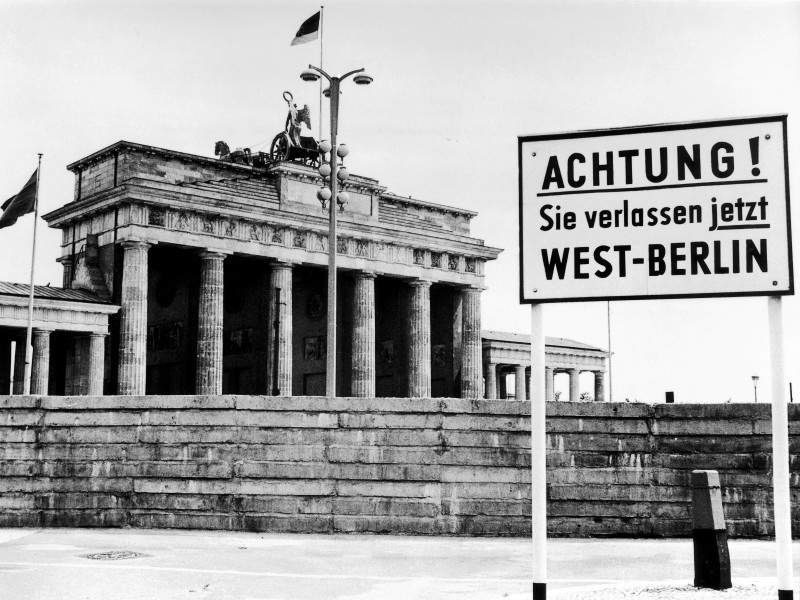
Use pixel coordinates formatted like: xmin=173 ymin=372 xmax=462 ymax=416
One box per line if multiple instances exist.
xmin=269 ymin=91 xmax=322 ymax=166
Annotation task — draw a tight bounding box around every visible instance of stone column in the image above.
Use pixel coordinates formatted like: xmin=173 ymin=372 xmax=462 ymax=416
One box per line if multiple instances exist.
xmin=568 ymin=368 xmax=580 ymax=402
xmin=408 ymin=280 xmax=431 ymax=398
xmin=31 ymin=329 xmax=52 ymax=395
xmin=13 ymin=335 xmax=26 ymax=395
xmin=484 ymin=362 xmax=496 ymax=399
xmin=525 ymin=368 xmax=531 ymax=401
xmin=60 ymin=257 xmax=74 ymax=289
xmin=196 ymin=251 xmax=226 ymax=395
xmin=545 ymin=367 xmax=555 ymax=402
xmin=267 ymin=262 xmax=293 ymax=396
xmin=460 ymin=287 xmax=483 ymax=399
xmin=594 ymin=371 xmax=605 ymax=402
xmin=87 ymin=334 xmax=106 ymax=396
xmin=0 ymin=338 xmax=11 ymax=395
xmin=118 ymin=240 xmax=151 ymax=395
xmin=498 ymin=370 xmax=507 ymax=399
xmin=352 ymin=272 xmax=376 ymax=398
xmin=515 ymin=365 xmax=526 ymax=400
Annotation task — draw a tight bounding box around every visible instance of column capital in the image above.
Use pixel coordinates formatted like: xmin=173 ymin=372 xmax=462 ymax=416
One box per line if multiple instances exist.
xmin=353 ymin=270 xmax=377 ymax=280
xmin=119 ymin=239 xmax=153 ymax=251
xmin=88 ymin=332 xmax=109 ymax=339
xmin=460 ymin=284 xmax=486 ymax=292
xmin=408 ymin=279 xmax=433 ymax=289
xmin=199 ymin=249 xmax=230 ymax=260
xmin=270 ymin=259 xmax=297 ymax=270
xmin=33 ymin=328 xmax=55 ymax=335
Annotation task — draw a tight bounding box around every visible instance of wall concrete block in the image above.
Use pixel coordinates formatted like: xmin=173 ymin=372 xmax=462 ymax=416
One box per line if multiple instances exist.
xmin=0 ymin=511 xmax=41 ymax=527
xmin=332 ymin=497 xmax=440 ymax=518
xmin=548 ymin=484 xmax=689 ymax=503
xmin=41 ymin=509 xmax=128 ymax=529
xmin=40 ymin=395 xmax=236 ymax=411
xmin=0 ymin=396 xmax=41 ymax=409
xmin=337 ymin=413 xmax=441 ymax=430
xmin=336 ymin=481 xmax=441 ymax=499
xmin=240 ymin=514 xmax=333 ymax=534
xmin=39 ymin=427 xmax=139 ymax=445
xmin=42 ymin=412 xmax=143 ymax=427
xmin=333 ymin=515 xmax=440 ymax=535
xmin=333 ymin=463 xmax=440 ymax=481
xmin=442 ymin=415 xmax=530 ymax=432
xmin=0 ymin=411 xmax=43 ymax=427
xmin=438 ymin=398 xmax=527 ymax=415
xmin=133 ymin=478 xmax=334 ymax=496
xmin=234 ymin=461 xmax=331 ymax=480
xmin=137 ymin=427 xmax=243 ymax=444
xmin=0 ymin=495 xmax=36 ymax=510
xmin=553 ymin=433 xmax=651 ymax=453
xmin=441 ymin=466 xmax=530 ymax=484
xmin=0 ymin=427 xmax=38 ymax=443
xmin=232 ymin=496 xmax=333 ymax=515
xmin=440 ymin=482 xmax=531 ymax=500
xmin=548 ymin=467 xmax=659 ymax=486
xmin=131 ymin=493 xmax=234 ymax=512
xmin=444 ymin=431 xmax=531 ymax=449
xmin=654 ymin=403 xmax=771 ymax=420
xmin=656 ymin=435 xmax=770 ymax=454
xmin=0 ymin=460 xmax=39 ymax=477
xmin=35 ymin=493 xmax=124 ymax=511
xmin=657 ymin=419 xmax=757 ymax=436
xmin=129 ymin=512 xmax=238 ymax=531
xmin=0 ymin=444 xmax=38 ymax=460
xmin=547 ymin=417 xmax=651 ymax=435
xmin=548 ymin=402 xmax=652 ymax=419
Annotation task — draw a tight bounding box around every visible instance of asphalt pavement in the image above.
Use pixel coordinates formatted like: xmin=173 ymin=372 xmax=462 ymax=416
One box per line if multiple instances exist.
xmin=0 ymin=528 xmax=797 ymax=599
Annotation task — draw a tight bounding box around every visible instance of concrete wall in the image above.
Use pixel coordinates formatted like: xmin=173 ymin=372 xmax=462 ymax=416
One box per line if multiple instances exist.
xmin=0 ymin=397 xmax=796 ymax=537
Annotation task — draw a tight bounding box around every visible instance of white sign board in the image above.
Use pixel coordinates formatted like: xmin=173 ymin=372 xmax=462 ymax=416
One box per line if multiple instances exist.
xmin=519 ymin=115 xmax=793 ymax=303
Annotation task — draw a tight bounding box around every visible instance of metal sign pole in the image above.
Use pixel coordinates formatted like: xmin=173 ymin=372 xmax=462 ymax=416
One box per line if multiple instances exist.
xmin=768 ymin=296 xmax=794 ymax=600
xmin=530 ymin=302 xmax=547 ymax=599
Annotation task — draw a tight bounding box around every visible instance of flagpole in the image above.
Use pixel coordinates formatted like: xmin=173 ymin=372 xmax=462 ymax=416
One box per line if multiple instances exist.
xmin=319 ymin=5 xmax=324 ymax=141
xmin=22 ymin=154 xmax=42 ymax=395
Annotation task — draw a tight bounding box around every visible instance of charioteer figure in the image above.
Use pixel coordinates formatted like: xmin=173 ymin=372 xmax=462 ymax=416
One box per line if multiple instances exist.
xmin=270 ymin=91 xmax=322 ymax=166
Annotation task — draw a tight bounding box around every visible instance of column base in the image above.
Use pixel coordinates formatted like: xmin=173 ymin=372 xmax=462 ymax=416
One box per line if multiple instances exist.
xmin=533 ymin=582 xmax=546 ymax=599
xmin=692 ymin=529 xmax=731 ymax=590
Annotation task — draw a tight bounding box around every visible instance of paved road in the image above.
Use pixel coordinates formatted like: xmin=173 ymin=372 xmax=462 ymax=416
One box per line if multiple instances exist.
xmin=0 ymin=529 xmax=797 ymax=599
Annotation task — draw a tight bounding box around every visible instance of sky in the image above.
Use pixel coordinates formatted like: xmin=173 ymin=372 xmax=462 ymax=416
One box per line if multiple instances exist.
xmin=0 ymin=0 xmax=798 ymax=404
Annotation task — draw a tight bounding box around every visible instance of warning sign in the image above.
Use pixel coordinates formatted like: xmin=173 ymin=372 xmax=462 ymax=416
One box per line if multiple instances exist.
xmin=518 ymin=115 xmax=793 ymax=303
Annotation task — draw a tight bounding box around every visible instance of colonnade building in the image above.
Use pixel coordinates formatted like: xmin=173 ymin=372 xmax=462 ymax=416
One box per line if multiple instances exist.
xmin=0 ymin=141 xmax=608 ymax=399
xmin=37 ymin=141 xmax=502 ymax=398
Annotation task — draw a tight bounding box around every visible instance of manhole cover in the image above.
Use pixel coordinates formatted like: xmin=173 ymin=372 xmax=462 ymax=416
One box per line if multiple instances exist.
xmin=81 ymin=550 xmax=150 ymax=561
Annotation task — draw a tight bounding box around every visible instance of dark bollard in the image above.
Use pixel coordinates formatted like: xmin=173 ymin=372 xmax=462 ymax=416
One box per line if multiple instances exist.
xmin=692 ymin=470 xmax=731 ymax=590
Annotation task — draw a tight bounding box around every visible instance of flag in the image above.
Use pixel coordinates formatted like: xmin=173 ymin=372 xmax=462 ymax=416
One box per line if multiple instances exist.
xmin=0 ymin=169 xmax=37 ymax=229
xmin=291 ymin=11 xmax=320 ymax=46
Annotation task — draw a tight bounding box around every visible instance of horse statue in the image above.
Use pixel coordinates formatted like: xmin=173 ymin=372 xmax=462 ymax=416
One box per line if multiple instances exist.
xmin=214 ymin=141 xmax=252 ymax=165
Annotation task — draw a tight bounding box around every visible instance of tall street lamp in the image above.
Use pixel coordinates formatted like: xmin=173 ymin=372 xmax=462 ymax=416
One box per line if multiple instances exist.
xmin=301 ymin=65 xmax=372 ymax=397
xmin=752 ymin=374 xmax=759 ymax=403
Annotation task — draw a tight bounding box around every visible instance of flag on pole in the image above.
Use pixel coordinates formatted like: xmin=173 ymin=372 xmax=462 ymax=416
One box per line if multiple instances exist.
xmin=291 ymin=11 xmax=320 ymax=45
xmin=0 ymin=170 xmax=38 ymax=229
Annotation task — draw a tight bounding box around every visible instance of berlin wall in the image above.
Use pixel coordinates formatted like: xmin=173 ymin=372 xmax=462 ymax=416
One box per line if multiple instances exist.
xmin=0 ymin=395 xmax=796 ymax=537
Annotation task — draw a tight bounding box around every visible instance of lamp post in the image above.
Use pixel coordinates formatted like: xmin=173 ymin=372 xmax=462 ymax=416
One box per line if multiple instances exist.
xmin=301 ymin=65 xmax=372 ymax=398
xmin=752 ymin=375 xmax=759 ymax=403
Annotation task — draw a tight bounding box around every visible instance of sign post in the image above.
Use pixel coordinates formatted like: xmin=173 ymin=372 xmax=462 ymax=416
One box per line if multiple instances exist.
xmin=530 ymin=303 xmax=546 ymax=599
xmin=519 ymin=115 xmax=794 ymax=599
